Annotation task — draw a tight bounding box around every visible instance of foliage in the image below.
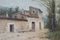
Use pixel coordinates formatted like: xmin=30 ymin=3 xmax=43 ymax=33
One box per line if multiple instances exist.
xmin=0 ymin=6 xmax=19 ymax=17
xmin=0 ymin=9 xmax=7 ymax=15
xmin=49 ymin=31 xmax=60 ymax=40
xmin=40 ymin=0 xmax=60 ymax=40
xmin=15 ymin=7 xmax=19 ymax=13
xmin=56 ymin=8 xmax=60 ymax=31
xmin=43 ymin=0 xmax=56 ymax=32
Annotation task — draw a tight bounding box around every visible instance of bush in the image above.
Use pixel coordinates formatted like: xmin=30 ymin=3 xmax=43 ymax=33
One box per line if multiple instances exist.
xmin=49 ymin=31 xmax=60 ymax=40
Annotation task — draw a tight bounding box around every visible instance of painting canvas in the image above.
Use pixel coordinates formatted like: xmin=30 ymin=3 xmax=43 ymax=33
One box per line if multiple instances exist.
xmin=0 ymin=0 xmax=59 ymax=40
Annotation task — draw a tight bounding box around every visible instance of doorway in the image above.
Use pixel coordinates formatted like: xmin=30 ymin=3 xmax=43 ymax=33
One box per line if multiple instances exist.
xmin=10 ymin=24 xmax=14 ymax=32
xmin=32 ymin=22 xmax=35 ymax=31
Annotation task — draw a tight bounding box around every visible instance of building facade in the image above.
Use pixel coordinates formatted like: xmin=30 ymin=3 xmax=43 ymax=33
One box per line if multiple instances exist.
xmin=0 ymin=6 xmax=44 ymax=33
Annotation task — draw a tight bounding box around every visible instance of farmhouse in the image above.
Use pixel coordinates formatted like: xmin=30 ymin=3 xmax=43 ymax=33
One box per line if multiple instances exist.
xmin=0 ymin=6 xmax=44 ymax=33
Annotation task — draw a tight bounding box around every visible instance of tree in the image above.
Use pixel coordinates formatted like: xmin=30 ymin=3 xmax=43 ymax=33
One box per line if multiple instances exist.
xmin=0 ymin=9 xmax=7 ymax=15
xmin=56 ymin=6 xmax=60 ymax=31
xmin=40 ymin=0 xmax=56 ymax=31
xmin=8 ymin=8 xmax=13 ymax=17
xmin=49 ymin=0 xmax=56 ymax=32
xmin=15 ymin=7 xmax=19 ymax=13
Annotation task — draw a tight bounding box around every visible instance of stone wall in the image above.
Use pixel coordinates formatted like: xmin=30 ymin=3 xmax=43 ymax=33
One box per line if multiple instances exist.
xmin=27 ymin=17 xmax=44 ymax=32
xmin=0 ymin=19 xmax=28 ymax=33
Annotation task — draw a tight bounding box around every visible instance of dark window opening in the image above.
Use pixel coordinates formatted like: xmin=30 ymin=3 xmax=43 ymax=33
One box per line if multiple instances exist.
xmin=10 ymin=24 xmax=14 ymax=32
xmin=33 ymin=11 xmax=35 ymax=13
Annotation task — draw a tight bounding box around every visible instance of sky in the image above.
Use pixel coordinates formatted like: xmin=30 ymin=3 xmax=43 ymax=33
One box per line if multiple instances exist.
xmin=0 ymin=0 xmax=48 ymax=17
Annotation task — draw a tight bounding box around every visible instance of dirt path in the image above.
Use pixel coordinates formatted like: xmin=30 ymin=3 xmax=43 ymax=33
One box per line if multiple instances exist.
xmin=0 ymin=29 xmax=49 ymax=40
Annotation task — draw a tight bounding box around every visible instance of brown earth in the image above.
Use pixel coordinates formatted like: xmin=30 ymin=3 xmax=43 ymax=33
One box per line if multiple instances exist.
xmin=0 ymin=29 xmax=49 ymax=40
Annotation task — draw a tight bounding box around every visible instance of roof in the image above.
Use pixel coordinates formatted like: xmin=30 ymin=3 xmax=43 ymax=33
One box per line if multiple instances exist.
xmin=29 ymin=6 xmax=43 ymax=13
xmin=0 ymin=6 xmax=41 ymax=20
xmin=20 ymin=14 xmax=39 ymax=18
xmin=0 ymin=17 xmax=27 ymax=21
xmin=12 ymin=10 xmax=39 ymax=18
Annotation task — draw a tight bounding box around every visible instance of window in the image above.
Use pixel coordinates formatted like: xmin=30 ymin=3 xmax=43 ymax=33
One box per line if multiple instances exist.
xmin=39 ymin=22 xmax=41 ymax=29
xmin=33 ymin=11 xmax=35 ymax=13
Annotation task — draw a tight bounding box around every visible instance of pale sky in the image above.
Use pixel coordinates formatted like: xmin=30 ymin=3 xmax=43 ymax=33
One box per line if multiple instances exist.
xmin=0 ymin=0 xmax=48 ymax=17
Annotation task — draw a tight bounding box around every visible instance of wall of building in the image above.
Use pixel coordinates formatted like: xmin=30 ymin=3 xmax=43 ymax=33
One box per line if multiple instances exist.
xmin=0 ymin=19 xmax=28 ymax=33
xmin=27 ymin=17 xmax=44 ymax=32
xmin=0 ymin=6 xmax=45 ymax=33
xmin=27 ymin=6 xmax=44 ymax=32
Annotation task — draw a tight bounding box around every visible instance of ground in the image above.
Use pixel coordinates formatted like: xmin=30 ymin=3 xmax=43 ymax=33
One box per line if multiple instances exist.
xmin=0 ymin=29 xmax=49 ymax=40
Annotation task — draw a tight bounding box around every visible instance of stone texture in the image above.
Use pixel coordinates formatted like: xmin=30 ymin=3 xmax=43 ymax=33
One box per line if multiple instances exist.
xmin=0 ymin=19 xmax=28 ymax=33
xmin=0 ymin=29 xmax=49 ymax=40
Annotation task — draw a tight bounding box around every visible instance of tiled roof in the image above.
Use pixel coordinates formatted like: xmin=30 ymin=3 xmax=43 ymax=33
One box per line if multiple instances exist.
xmin=0 ymin=17 xmax=27 ymax=21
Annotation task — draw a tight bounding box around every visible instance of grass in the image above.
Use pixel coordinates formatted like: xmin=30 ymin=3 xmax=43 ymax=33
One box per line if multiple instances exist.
xmin=49 ymin=31 xmax=60 ymax=40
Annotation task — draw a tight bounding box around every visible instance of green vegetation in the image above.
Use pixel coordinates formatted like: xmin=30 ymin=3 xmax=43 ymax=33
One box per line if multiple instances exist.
xmin=49 ymin=31 xmax=60 ymax=40
xmin=0 ymin=6 xmax=19 ymax=17
xmin=40 ymin=0 xmax=60 ymax=40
